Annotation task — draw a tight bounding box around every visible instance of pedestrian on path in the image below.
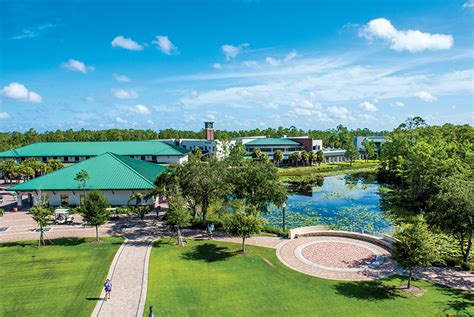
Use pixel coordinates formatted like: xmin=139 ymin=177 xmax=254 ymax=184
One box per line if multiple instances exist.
xmin=207 ymin=223 xmax=214 ymax=240
xmin=104 ymin=279 xmax=112 ymax=301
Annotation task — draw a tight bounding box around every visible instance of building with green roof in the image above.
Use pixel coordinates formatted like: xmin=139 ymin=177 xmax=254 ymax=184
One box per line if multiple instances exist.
xmin=8 ymin=152 xmax=166 ymax=207
xmin=0 ymin=140 xmax=189 ymax=165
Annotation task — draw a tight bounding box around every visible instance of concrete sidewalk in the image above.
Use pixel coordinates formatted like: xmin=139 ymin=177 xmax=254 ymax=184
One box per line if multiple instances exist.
xmin=91 ymin=238 xmax=153 ymax=317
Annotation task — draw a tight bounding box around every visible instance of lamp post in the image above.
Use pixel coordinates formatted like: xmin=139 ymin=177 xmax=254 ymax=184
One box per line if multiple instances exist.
xmin=282 ymin=202 xmax=287 ymax=231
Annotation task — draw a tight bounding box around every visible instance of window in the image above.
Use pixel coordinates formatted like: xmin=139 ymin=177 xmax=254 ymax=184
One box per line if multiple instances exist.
xmin=261 ymin=148 xmax=271 ymax=152
xmin=75 ymin=156 xmax=80 ymax=161
xmin=141 ymin=156 xmax=146 ymax=160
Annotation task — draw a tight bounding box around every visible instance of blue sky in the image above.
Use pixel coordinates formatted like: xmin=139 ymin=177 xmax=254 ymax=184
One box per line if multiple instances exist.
xmin=1 ymin=0 xmax=473 ymax=132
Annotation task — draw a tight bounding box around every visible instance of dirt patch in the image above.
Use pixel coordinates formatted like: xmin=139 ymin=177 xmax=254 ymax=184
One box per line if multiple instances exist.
xmin=91 ymin=240 xmax=104 ymax=244
xmin=236 ymin=249 xmax=250 ymax=255
xmin=395 ymin=285 xmax=426 ymax=297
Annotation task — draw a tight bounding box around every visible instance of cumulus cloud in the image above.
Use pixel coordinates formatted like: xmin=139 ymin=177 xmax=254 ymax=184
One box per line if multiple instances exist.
xmin=358 ymin=101 xmax=378 ymax=112
xmin=116 ymin=117 xmax=127 ymax=124
xmin=360 ymin=18 xmax=453 ymax=53
xmin=131 ymin=104 xmax=151 ymax=115
xmin=152 ymin=35 xmax=178 ymax=55
xmin=391 ymin=101 xmax=405 ymax=108
xmin=415 ymin=91 xmax=437 ymax=102
xmin=0 ymin=112 xmax=10 ymax=120
xmin=111 ymin=36 xmax=143 ymax=51
xmin=463 ymin=0 xmax=474 ymax=8
xmin=327 ymin=106 xmax=350 ymax=119
xmin=221 ymin=43 xmax=249 ymax=60
xmin=61 ymin=59 xmax=94 ymax=73
xmin=114 ymin=74 xmax=131 ymax=82
xmin=212 ymin=63 xmax=222 ymax=69
xmin=0 ymin=82 xmax=42 ymax=103
xmin=112 ymin=89 xmax=139 ymax=99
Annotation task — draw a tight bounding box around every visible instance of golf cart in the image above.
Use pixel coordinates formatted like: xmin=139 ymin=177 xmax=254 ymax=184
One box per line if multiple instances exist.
xmin=54 ymin=208 xmax=74 ymax=225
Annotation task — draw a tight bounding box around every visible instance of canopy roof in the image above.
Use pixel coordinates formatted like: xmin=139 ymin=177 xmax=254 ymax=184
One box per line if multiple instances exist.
xmin=0 ymin=140 xmax=188 ymax=158
xmin=9 ymin=152 xmax=166 ymax=191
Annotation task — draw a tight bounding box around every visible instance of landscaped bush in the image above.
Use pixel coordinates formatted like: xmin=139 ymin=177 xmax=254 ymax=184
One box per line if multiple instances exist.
xmin=263 ymin=225 xmax=288 ymax=237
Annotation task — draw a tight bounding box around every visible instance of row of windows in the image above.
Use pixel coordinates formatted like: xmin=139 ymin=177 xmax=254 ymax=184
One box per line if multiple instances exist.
xmin=246 ymin=147 xmax=306 ymax=153
xmin=181 ymin=145 xmax=216 ymax=151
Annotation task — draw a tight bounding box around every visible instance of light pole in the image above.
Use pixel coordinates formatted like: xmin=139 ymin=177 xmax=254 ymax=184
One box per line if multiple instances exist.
xmin=282 ymin=202 xmax=287 ymax=231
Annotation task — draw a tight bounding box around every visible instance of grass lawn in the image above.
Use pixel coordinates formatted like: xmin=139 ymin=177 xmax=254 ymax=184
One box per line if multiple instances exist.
xmin=0 ymin=237 xmax=122 ymax=317
xmin=145 ymin=239 xmax=473 ymax=317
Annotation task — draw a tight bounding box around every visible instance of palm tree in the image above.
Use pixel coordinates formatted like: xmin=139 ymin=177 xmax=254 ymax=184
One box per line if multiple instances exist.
xmin=129 ymin=192 xmax=146 ymax=220
xmin=273 ymin=150 xmax=284 ymax=167
xmin=301 ymin=151 xmax=310 ymax=166
xmin=315 ymin=150 xmax=325 ymax=166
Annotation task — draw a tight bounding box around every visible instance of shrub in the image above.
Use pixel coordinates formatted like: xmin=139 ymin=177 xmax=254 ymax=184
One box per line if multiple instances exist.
xmin=263 ymin=225 xmax=288 ymax=237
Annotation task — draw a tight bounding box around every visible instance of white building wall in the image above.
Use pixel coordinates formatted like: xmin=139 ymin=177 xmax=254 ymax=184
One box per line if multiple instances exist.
xmin=28 ymin=190 xmax=157 ymax=207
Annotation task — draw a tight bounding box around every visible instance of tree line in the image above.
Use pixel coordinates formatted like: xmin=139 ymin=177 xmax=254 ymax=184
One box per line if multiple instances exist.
xmin=0 ymin=158 xmax=64 ymax=183
xmin=0 ymin=125 xmax=389 ymax=152
xmin=379 ymin=117 xmax=473 ymax=264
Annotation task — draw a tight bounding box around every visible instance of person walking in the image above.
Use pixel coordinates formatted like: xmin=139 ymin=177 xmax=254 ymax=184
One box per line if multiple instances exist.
xmin=207 ymin=223 xmax=215 ymax=240
xmin=104 ymin=279 xmax=112 ymax=301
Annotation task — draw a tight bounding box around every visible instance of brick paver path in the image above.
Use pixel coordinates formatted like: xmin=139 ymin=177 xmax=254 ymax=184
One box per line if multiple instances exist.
xmin=91 ymin=238 xmax=154 ymax=317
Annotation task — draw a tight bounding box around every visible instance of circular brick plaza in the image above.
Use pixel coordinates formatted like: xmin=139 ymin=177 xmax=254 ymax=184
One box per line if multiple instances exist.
xmin=276 ymin=236 xmax=397 ymax=280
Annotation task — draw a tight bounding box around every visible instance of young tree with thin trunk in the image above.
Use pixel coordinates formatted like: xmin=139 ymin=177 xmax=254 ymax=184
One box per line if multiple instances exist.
xmin=81 ymin=190 xmax=110 ymax=242
xmin=74 ymin=169 xmax=89 ymax=205
xmin=29 ymin=204 xmax=52 ymax=247
xmin=166 ymin=191 xmax=191 ymax=247
xmin=223 ymin=201 xmax=264 ymax=253
xmin=129 ymin=192 xmax=146 ymax=220
xmin=392 ymin=216 xmax=435 ymax=289
xmin=362 ymin=139 xmax=377 ymax=161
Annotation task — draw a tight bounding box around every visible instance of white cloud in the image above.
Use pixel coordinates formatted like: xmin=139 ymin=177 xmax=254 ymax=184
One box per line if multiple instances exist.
xmin=0 ymin=112 xmax=10 ymax=120
xmin=132 ymin=104 xmax=151 ymax=115
xmin=242 ymin=60 xmax=257 ymax=67
xmin=358 ymin=101 xmax=378 ymax=112
xmin=152 ymin=35 xmax=178 ymax=55
xmin=112 ymin=89 xmax=139 ymax=99
xmin=327 ymin=106 xmax=350 ymax=119
xmin=61 ymin=59 xmax=94 ymax=74
xmin=116 ymin=117 xmax=127 ymax=124
xmin=221 ymin=43 xmax=249 ymax=60
xmin=284 ymin=51 xmax=298 ymax=62
xmin=114 ymin=74 xmax=131 ymax=82
xmin=391 ymin=101 xmax=405 ymax=108
xmin=415 ymin=90 xmax=437 ymax=102
xmin=204 ymin=111 xmax=217 ymax=120
xmin=265 ymin=57 xmax=280 ymax=66
xmin=0 ymin=82 xmax=42 ymax=103
xmin=12 ymin=23 xmax=55 ymax=40
xmin=111 ymin=36 xmax=143 ymax=51
xmin=463 ymin=0 xmax=474 ymax=8
xmin=360 ymin=18 xmax=453 ymax=53
xmin=84 ymin=96 xmax=95 ymax=102
xmin=212 ymin=63 xmax=222 ymax=69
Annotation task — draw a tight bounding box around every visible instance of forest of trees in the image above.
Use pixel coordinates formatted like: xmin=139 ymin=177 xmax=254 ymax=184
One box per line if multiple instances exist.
xmin=0 ymin=125 xmax=389 ymax=152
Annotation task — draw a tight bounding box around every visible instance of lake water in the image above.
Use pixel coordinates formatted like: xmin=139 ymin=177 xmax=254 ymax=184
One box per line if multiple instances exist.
xmin=265 ymin=175 xmax=393 ymax=234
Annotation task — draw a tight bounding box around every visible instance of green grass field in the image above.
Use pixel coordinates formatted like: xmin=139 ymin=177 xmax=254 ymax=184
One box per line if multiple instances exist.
xmin=145 ymin=239 xmax=473 ymax=317
xmin=0 ymin=237 xmax=122 ymax=317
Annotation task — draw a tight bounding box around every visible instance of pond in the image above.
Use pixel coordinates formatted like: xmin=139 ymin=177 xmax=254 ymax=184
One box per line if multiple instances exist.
xmin=265 ymin=174 xmax=393 ymax=234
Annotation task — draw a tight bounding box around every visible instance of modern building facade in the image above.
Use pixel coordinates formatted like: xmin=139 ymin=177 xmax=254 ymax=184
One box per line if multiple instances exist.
xmin=0 ymin=140 xmax=189 ymax=165
xmin=354 ymin=136 xmax=386 ymax=158
xmin=8 ymin=152 xmax=166 ymax=207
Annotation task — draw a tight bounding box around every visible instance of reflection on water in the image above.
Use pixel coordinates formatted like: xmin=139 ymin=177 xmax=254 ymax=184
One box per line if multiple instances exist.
xmin=265 ymin=175 xmax=392 ymax=234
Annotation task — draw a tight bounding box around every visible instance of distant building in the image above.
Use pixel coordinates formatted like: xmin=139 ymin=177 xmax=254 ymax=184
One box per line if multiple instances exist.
xmin=0 ymin=140 xmax=189 ymax=165
xmin=8 ymin=152 xmax=166 ymax=207
xmin=354 ymin=136 xmax=386 ymax=158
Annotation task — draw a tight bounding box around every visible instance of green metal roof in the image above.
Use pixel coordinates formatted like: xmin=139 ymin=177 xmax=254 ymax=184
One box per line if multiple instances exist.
xmin=245 ymin=138 xmax=301 ymax=146
xmin=0 ymin=140 xmax=189 ymax=158
xmin=8 ymin=152 xmax=166 ymax=191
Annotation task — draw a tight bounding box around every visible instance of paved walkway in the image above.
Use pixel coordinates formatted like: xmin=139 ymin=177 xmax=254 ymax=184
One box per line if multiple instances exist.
xmin=91 ymin=238 xmax=153 ymax=317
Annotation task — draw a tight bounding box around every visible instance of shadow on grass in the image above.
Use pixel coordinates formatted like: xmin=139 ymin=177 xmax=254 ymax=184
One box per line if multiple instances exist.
xmin=334 ymin=279 xmax=401 ymax=301
xmin=85 ymin=297 xmax=102 ymax=301
xmin=438 ymin=284 xmax=474 ymax=314
xmin=181 ymin=243 xmax=235 ymax=263
xmin=0 ymin=237 xmax=88 ymax=248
